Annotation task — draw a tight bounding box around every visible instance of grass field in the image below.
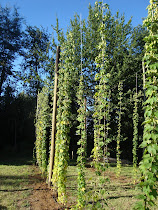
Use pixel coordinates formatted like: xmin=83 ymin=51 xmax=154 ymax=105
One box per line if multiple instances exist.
xmin=0 ymin=164 xmax=32 ymax=209
xmin=0 ymin=151 xmax=35 ymax=210
xmin=66 ymin=162 xmax=158 ymax=209
xmin=66 ymin=164 xmax=140 ymax=209
xmin=0 ymin=154 xmax=157 ymax=209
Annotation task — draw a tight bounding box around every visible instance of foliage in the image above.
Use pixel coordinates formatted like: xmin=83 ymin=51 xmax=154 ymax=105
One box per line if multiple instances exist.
xmin=116 ymin=81 xmax=123 ymax=176
xmin=1 ymin=1 xmax=154 ymax=208
xmin=20 ymin=26 xmax=51 ymax=95
xmin=89 ymin=3 xmax=110 ymax=208
xmin=0 ymin=5 xmax=23 ymax=95
xmin=132 ymin=91 xmax=139 ymax=183
xmin=92 ymin=2 xmax=110 ymax=164
xmin=0 ymin=90 xmax=36 ymax=151
xmin=35 ymin=86 xmax=51 ymax=176
xmin=135 ymin=0 xmax=158 ymax=209
xmin=52 ymin=28 xmax=76 ymax=203
xmin=76 ymin=75 xmax=87 ymax=208
xmin=50 ymin=1 xmax=148 ymax=206
xmin=75 ymin=17 xmax=87 ymax=208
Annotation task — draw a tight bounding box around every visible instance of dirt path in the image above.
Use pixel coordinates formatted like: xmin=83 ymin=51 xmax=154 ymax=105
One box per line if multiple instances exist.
xmin=28 ymin=167 xmax=64 ymax=210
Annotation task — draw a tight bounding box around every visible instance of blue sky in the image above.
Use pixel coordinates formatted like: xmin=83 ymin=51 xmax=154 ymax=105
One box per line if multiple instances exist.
xmin=1 ymin=0 xmax=149 ymax=34
xmin=0 ymin=0 xmax=149 ymax=94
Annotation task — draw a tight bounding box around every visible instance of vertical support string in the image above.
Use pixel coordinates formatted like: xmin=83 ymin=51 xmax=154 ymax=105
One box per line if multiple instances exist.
xmin=80 ymin=14 xmax=83 ymax=75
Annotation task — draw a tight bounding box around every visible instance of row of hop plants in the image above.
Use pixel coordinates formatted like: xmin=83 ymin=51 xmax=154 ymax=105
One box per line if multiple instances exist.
xmin=76 ymin=16 xmax=87 ymax=208
xmin=34 ymin=74 xmax=140 ymax=207
xmin=52 ymin=40 xmax=73 ymax=204
xmin=135 ymin=0 xmax=158 ymax=209
xmin=34 ymin=1 xmax=158 ymax=209
xmin=35 ymin=86 xmax=51 ymax=177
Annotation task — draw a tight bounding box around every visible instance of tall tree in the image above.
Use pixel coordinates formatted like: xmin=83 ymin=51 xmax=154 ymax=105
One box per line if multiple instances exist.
xmin=20 ymin=26 xmax=51 ymax=95
xmin=0 ymin=5 xmax=23 ymax=95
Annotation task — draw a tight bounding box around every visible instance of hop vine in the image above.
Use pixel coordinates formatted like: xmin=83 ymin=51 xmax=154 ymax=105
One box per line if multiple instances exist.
xmin=35 ymin=86 xmax=51 ymax=176
xmin=52 ymin=24 xmax=79 ymax=204
xmin=132 ymin=91 xmax=139 ymax=183
xmin=116 ymin=80 xmax=123 ymax=176
xmin=53 ymin=56 xmax=72 ymax=204
xmin=135 ymin=0 xmax=158 ymax=209
xmin=90 ymin=3 xmax=110 ymax=208
xmin=76 ymin=75 xmax=87 ymax=208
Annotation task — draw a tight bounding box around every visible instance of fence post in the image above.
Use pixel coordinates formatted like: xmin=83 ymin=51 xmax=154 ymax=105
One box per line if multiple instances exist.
xmin=48 ymin=46 xmax=60 ymax=187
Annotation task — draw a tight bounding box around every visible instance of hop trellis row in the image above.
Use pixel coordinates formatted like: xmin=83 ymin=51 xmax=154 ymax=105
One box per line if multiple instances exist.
xmin=34 ymin=1 xmax=158 ymax=209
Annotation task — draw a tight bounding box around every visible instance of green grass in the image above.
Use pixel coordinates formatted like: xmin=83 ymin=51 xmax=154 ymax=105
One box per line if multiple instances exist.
xmin=0 ymin=165 xmax=33 ymax=209
xmin=66 ymin=162 xmax=158 ymax=210
xmin=0 ymin=150 xmax=35 ymax=210
xmin=0 ymin=153 xmax=157 ymax=210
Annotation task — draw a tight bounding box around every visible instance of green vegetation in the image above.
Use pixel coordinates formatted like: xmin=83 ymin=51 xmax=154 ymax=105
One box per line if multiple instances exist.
xmin=0 ymin=165 xmax=31 ymax=209
xmin=0 ymin=153 xmax=157 ymax=209
xmin=0 ymin=0 xmax=157 ymax=209
xmin=35 ymin=1 xmax=157 ymax=207
xmin=0 ymin=153 xmax=34 ymax=210
xmin=132 ymin=91 xmax=139 ymax=184
xmin=35 ymin=86 xmax=51 ymax=176
xmin=76 ymin=74 xmax=87 ymax=208
xmin=116 ymin=81 xmax=123 ymax=176
xmin=136 ymin=0 xmax=158 ymax=209
xmin=66 ymin=163 xmax=157 ymax=209
xmin=76 ymin=18 xmax=87 ymax=207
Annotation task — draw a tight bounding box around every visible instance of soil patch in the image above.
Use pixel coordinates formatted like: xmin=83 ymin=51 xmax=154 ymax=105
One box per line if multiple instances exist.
xmin=28 ymin=167 xmax=66 ymax=210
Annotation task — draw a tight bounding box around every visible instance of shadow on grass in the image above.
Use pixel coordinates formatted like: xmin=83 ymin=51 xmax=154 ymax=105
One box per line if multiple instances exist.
xmin=0 ymin=174 xmax=30 ymax=189
xmin=107 ymin=194 xmax=136 ymax=199
xmin=0 ymin=175 xmax=30 ymax=180
xmin=0 ymin=187 xmax=51 ymax=192
xmin=0 ymin=188 xmax=33 ymax=192
xmin=68 ymin=160 xmax=77 ymax=166
xmin=87 ymin=194 xmax=137 ymax=205
xmin=86 ymin=184 xmax=135 ymax=193
xmin=0 ymin=173 xmax=43 ymax=189
xmin=0 ymin=205 xmax=7 ymax=210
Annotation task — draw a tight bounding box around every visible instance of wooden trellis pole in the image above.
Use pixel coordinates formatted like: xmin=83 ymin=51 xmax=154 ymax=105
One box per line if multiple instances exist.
xmin=48 ymin=46 xmax=60 ymax=187
xmin=142 ymin=60 xmax=146 ymax=101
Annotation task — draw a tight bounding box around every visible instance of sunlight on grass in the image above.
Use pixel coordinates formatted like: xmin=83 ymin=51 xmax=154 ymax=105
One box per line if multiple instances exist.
xmin=0 ymin=159 xmax=157 ymax=209
xmin=66 ymin=163 xmax=158 ymax=209
xmin=0 ymin=164 xmax=34 ymax=209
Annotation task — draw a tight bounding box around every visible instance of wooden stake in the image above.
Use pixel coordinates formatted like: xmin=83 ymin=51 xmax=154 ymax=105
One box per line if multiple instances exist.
xmin=48 ymin=46 xmax=60 ymax=187
xmin=136 ymin=72 xmax=138 ymax=94
xmin=142 ymin=60 xmax=146 ymax=101
xmin=84 ymin=97 xmax=87 ymax=157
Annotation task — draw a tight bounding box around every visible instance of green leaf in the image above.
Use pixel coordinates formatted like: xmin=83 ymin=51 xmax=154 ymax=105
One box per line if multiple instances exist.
xmin=147 ymin=145 xmax=157 ymax=155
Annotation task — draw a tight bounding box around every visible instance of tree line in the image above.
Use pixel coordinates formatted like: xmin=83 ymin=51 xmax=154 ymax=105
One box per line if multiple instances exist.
xmin=0 ymin=4 xmax=53 ymax=151
xmin=0 ymin=0 xmax=146 ymax=162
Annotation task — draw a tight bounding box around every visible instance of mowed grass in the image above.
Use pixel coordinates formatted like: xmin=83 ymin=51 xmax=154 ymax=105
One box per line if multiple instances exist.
xmin=66 ymin=162 xmax=158 ymax=210
xmin=0 ymin=152 xmax=35 ymax=210
xmin=0 ymin=154 xmax=157 ymax=210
